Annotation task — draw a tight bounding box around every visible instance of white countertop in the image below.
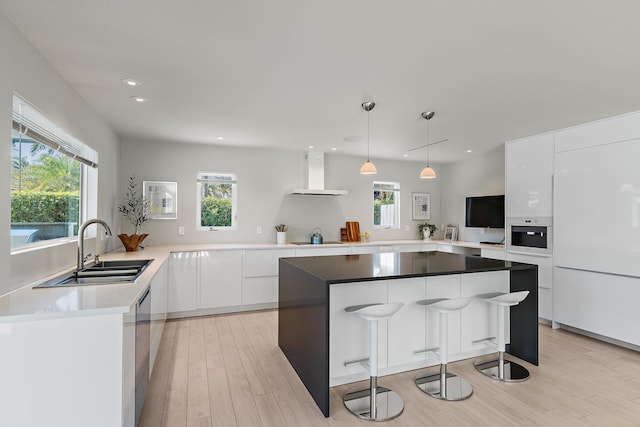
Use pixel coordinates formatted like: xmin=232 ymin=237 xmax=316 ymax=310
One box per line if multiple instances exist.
xmin=0 ymin=239 xmax=504 ymax=323
xmin=0 ymin=247 xmax=170 ymax=323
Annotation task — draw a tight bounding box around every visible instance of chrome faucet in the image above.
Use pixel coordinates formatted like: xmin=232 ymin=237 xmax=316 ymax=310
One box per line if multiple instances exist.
xmin=78 ymin=219 xmax=113 ymax=271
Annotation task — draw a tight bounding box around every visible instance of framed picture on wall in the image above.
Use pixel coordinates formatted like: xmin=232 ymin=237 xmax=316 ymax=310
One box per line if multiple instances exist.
xmin=143 ymin=181 xmax=177 ymax=220
xmin=412 ymin=193 xmax=431 ymax=220
xmin=444 ymin=226 xmax=457 ymax=242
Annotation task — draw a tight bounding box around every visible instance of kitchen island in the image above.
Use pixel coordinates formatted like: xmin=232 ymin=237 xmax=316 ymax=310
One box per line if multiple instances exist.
xmin=278 ymin=251 xmax=538 ymax=417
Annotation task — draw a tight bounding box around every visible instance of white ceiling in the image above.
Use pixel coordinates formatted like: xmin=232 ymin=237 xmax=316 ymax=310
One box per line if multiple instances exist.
xmin=2 ymin=0 xmax=640 ymax=163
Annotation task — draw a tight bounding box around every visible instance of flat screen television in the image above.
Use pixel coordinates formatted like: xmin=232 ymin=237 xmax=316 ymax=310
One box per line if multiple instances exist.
xmin=465 ymin=195 xmax=505 ymax=228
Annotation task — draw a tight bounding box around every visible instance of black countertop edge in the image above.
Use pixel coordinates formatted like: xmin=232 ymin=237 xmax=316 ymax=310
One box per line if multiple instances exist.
xmin=324 ymin=264 xmax=536 ymax=285
xmin=279 ymin=252 xmax=537 ymax=285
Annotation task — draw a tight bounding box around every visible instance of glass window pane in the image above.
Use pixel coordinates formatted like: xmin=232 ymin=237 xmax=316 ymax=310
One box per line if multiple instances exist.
xmin=11 ymin=129 xmax=81 ymax=247
xmin=199 ymin=172 xmax=236 ymax=228
xmin=373 ymin=181 xmax=400 ymax=228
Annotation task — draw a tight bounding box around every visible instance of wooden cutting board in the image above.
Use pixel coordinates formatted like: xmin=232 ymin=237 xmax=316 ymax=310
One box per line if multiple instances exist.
xmin=346 ymin=221 xmax=361 ymax=242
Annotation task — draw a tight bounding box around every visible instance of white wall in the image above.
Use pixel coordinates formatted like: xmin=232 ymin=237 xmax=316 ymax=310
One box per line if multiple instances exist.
xmin=119 ymin=139 xmax=442 ymax=244
xmin=1 ymin=11 xmax=120 ymax=294
xmin=439 ymin=145 xmax=505 ymax=243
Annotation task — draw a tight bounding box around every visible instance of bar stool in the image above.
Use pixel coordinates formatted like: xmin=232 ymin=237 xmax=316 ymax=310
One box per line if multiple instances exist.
xmin=343 ymin=302 xmax=404 ymax=422
xmin=415 ymin=297 xmax=473 ymax=401
xmin=473 ymin=290 xmax=530 ymax=382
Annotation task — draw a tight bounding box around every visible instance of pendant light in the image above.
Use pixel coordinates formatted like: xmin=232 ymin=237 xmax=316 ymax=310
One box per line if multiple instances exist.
xmin=420 ymin=111 xmax=437 ymax=179
xmin=360 ymin=101 xmax=377 ymax=174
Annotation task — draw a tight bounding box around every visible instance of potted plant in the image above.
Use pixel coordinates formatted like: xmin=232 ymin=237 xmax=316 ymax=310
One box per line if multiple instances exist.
xmin=117 ymin=175 xmax=149 ymax=251
xmin=418 ymin=223 xmax=437 ymax=241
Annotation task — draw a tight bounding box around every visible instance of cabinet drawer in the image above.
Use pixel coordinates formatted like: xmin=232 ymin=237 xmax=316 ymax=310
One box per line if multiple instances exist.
xmin=295 ymin=246 xmax=351 ymax=257
xmin=481 ymin=248 xmax=506 ymax=260
xmin=506 ymin=252 xmax=552 ymax=289
xmin=350 ymin=245 xmax=394 ymax=254
xmin=392 ymin=244 xmax=437 ymax=252
xmin=538 ymin=286 xmax=552 ymax=320
xmin=243 ymin=249 xmax=296 ymax=277
xmin=243 ymin=276 xmax=278 ymax=305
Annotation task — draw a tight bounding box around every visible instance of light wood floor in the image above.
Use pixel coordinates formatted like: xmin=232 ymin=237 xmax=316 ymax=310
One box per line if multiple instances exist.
xmin=139 ymin=310 xmax=640 ymax=426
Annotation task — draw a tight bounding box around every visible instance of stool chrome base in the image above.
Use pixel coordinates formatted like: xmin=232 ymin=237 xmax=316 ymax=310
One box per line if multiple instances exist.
xmin=343 ymin=381 xmax=404 ymax=421
xmin=415 ymin=368 xmax=473 ymax=401
xmin=474 ymin=353 xmax=530 ymax=382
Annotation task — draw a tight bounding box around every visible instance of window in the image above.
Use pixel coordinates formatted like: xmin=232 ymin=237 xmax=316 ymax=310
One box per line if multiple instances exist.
xmin=197 ymin=172 xmax=237 ymax=230
xmin=373 ymin=181 xmax=400 ymax=229
xmin=11 ymin=95 xmax=97 ymax=248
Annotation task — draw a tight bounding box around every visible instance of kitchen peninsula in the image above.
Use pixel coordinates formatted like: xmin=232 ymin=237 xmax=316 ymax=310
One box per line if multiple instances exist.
xmin=278 ymin=251 xmax=538 ymax=417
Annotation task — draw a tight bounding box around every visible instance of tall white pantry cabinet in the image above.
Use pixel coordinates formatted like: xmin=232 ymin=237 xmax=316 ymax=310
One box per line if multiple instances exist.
xmin=505 ymin=133 xmax=554 ymax=321
xmin=553 ymin=112 xmax=640 ymax=347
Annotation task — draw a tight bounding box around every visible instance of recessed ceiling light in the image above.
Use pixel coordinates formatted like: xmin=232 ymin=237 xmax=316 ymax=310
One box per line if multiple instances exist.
xmin=466 ymin=149 xmax=472 ymax=153
xmin=122 ymin=78 xmax=140 ymax=87
xmin=403 ymin=154 xmax=409 ymax=157
xmin=217 ymin=136 xmax=224 ymax=141
xmin=130 ymin=96 xmax=147 ymax=103
xmin=308 ymin=145 xmax=314 ymax=149
xmin=331 ymin=147 xmax=337 ymax=151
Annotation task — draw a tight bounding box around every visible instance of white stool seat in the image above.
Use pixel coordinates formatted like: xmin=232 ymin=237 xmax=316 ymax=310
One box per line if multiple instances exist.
xmin=346 ymin=302 xmax=404 ymax=320
xmin=343 ymin=302 xmax=404 ymax=421
xmin=418 ymin=297 xmax=471 ymax=312
xmin=415 ymin=297 xmax=473 ymax=401
xmin=473 ymin=290 xmax=530 ymax=382
xmin=474 ymin=290 xmax=529 ymax=306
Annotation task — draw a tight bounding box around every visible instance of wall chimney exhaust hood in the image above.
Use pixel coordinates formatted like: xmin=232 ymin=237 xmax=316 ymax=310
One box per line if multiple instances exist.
xmin=287 ymin=152 xmax=348 ymax=196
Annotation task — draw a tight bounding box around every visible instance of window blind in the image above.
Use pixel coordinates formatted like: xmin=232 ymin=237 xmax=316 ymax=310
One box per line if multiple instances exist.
xmin=12 ymin=94 xmax=98 ymax=168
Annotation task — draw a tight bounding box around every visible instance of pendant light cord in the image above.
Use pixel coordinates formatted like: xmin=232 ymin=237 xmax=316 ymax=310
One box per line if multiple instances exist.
xmin=367 ymin=110 xmax=371 ymax=161
xmin=426 ymin=118 xmax=430 ymax=166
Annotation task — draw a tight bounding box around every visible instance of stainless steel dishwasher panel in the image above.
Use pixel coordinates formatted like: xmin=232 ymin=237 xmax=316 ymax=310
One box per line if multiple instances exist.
xmin=135 ymin=286 xmax=151 ymax=425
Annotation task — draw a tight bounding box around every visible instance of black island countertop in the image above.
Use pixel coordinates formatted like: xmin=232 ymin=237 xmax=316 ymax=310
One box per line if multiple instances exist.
xmin=280 ymin=251 xmax=536 ymax=284
xmin=278 ymin=251 xmax=538 ymax=417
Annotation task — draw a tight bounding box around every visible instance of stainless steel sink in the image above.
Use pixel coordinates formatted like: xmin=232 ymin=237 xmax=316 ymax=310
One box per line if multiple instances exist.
xmin=34 ymin=259 xmax=153 ymax=288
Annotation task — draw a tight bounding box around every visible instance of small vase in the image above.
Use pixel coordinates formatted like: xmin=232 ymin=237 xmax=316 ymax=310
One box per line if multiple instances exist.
xmin=423 ymin=230 xmax=431 ymax=241
xmin=117 ymin=233 xmax=149 ymax=252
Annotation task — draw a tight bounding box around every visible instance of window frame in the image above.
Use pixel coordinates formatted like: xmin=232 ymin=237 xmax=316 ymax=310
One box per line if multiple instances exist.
xmin=196 ymin=171 xmax=238 ymax=231
xmin=10 ymin=94 xmax=97 ymax=251
xmin=372 ymin=180 xmax=401 ymax=230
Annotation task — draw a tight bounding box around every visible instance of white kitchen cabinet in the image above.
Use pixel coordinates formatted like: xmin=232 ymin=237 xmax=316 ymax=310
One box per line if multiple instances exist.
xmin=329 ymin=280 xmax=388 ymax=382
xmin=244 ymin=248 xmax=295 ymax=277
xmin=437 ymin=243 xmax=480 ymax=256
xmin=296 ymin=246 xmax=351 ymax=257
xmin=243 ymin=248 xmax=295 ymax=305
xmin=393 ymin=243 xmax=437 ymax=252
xmin=554 ymin=267 xmax=640 ymax=346
xmin=329 ymin=271 xmax=512 ymax=386
xmin=0 ymin=311 xmax=132 ymax=426
xmin=481 ymin=247 xmax=506 ymax=260
xmin=389 ymin=275 xmax=464 ymax=368
xmin=505 ymin=132 xmax=554 ymax=218
xmin=460 ymin=271 xmax=509 ymax=353
xmin=425 ymin=275 xmax=464 ymax=357
xmin=506 ymin=252 xmax=552 ymax=320
xmin=150 ymin=260 xmax=168 ymax=374
xmin=350 ymin=244 xmax=394 ymax=254
xmin=387 ymin=278 xmax=426 ymax=367
xmin=200 ymin=250 xmax=243 ymax=309
xmin=168 ymin=251 xmax=199 ymax=313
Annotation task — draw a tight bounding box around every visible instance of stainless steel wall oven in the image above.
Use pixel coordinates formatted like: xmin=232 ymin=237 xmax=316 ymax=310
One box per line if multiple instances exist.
xmin=506 ymin=217 xmax=552 ymax=255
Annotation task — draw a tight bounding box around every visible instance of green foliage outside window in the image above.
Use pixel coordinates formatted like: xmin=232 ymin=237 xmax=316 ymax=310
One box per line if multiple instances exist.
xmin=11 ymin=137 xmax=82 ymax=244
xmin=201 ymin=197 xmax=232 ymax=227
xmin=11 ymin=192 xmax=79 ymax=223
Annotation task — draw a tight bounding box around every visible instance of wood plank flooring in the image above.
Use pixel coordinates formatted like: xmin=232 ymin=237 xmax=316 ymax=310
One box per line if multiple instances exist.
xmin=139 ymin=310 xmax=640 ymax=426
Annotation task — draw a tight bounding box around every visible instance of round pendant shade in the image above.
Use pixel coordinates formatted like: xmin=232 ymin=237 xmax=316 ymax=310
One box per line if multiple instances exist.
xmin=419 ymin=166 xmax=436 ymax=179
xmin=360 ymin=161 xmax=377 ymax=175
